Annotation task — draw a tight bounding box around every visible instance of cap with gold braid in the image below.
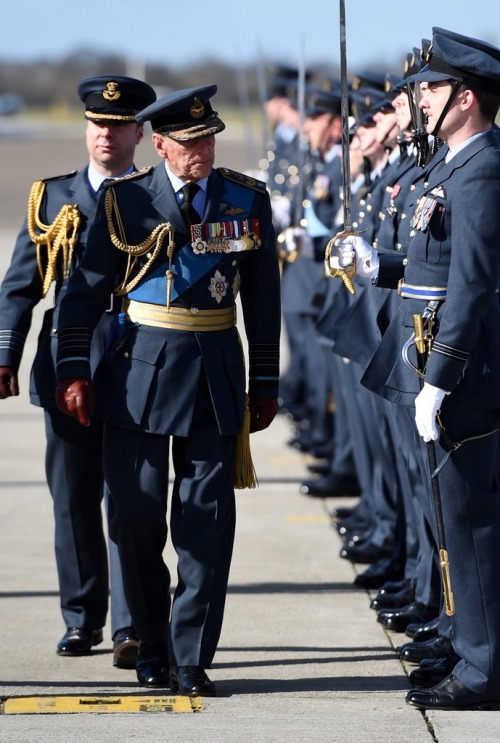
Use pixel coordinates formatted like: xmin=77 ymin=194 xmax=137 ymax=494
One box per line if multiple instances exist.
xmin=136 ymin=84 xmax=225 ymax=141
xmin=78 ymin=75 xmax=157 ymax=123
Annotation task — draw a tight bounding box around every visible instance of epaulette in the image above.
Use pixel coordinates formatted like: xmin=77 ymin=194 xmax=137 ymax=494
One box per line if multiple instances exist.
xmin=40 ymin=171 xmax=78 ymax=184
xmin=106 ymin=165 xmax=154 ymax=188
xmin=218 ymin=167 xmax=267 ymax=194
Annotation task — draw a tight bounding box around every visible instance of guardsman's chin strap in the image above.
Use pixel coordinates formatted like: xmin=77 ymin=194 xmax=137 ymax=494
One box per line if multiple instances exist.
xmin=429 ymin=78 xmax=464 ymax=148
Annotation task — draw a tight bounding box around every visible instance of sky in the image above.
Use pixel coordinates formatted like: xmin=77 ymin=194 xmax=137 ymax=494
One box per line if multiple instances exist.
xmin=3 ymin=0 xmax=500 ymax=75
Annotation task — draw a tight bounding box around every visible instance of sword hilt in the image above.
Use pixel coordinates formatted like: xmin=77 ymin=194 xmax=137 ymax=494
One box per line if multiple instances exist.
xmin=325 ymin=229 xmax=364 ymax=295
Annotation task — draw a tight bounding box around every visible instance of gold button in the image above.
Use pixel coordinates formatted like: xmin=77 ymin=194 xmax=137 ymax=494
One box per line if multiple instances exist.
xmin=403 ymin=257 xmax=408 ymax=266
xmin=124 ymin=352 xmax=129 ymax=358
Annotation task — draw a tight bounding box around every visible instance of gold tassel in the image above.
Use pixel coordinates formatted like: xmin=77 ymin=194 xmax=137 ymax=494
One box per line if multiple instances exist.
xmin=234 ymin=394 xmax=258 ymax=490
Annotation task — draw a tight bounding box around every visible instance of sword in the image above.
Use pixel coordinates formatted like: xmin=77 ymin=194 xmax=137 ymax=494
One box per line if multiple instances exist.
xmin=324 ymin=0 xmax=359 ymax=295
xmin=410 ymin=313 xmax=455 ymax=616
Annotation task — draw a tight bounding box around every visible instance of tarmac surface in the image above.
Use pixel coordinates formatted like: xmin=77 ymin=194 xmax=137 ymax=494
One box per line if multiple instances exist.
xmin=1 ymin=126 xmax=499 ymax=741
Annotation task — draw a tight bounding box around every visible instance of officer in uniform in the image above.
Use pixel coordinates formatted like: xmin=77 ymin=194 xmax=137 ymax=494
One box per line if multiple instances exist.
xmin=0 ymin=75 xmax=156 ymax=667
xmin=335 ymin=28 xmax=500 ymax=710
xmin=281 ymin=86 xmax=343 ymax=459
xmin=55 ymin=84 xmax=281 ymax=696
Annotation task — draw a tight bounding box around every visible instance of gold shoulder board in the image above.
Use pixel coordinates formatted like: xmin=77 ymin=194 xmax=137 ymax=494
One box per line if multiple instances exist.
xmin=108 ymin=166 xmax=154 ymax=188
xmin=218 ymin=167 xmax=267 ymax=194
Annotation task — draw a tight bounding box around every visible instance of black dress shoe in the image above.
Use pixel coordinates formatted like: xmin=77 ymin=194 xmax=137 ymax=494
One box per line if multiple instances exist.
xmin=57 ymin=628 xmax=103 ymax=656
xmin=136 ymin=643 xmax=171 ymax=688
xmin=370 ymin=583 xmax=415 ymax=611
xmin=170 ymin=666 xmax=216 ymax=697
xmin=329 ymin=506 xmax=355 ymax=520
xmin=406 ymin=615 xmax=440 ymax=642
xmin=408 ymin=654 xmax=460 ymax=689
xmin=400 ymin=634 xmax=453 ymax=664
xmin=300 ymin=473 xmax=360 ymax=498
xmin=379 ymin=602 xmax=437 ymax=633
xmin=307 ymin=461 xmax=332 ymax=476
xmin=377 ymin=578 xmax=413 ymax=596
xmin=406 ymin=674 xmax=500 ymax=710
xmin=353 ymin=559 xmax=405 ymax=590
xmin=340 ymin=541 xmax=392 ymax=565
xmin=113 ymin=626 xmax=140 ymax=669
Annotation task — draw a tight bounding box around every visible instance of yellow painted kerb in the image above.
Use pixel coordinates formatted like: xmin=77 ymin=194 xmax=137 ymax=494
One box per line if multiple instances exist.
xmin=1 ymin=695 xmax=204 ymax=714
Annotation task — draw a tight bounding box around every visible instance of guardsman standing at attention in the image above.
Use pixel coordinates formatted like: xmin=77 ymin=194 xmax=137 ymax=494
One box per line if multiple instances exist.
xmin=55 ymin=85 xmax=281 ymax=697
xmin=335 ymin=29 xmax=500 ymax=711
xmin=0 ymin=75 xmax=156 ymax=668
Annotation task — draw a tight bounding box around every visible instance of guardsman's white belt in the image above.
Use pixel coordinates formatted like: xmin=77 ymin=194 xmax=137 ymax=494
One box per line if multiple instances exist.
xmin=398 ymin=281 xmax=448 ymax=300
xmin=126 ymin=300 xmax=236 ymax=331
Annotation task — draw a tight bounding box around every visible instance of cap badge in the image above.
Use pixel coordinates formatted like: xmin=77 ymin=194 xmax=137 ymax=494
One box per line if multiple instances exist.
xmin=190 ymin=97 xmax=205 ymax=119
xmin=102 ymin=82 xmax=121 ymax=101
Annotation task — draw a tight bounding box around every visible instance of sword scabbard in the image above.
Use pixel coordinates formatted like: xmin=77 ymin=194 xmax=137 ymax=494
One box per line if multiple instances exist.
xmin=439 ymin=548 xmax=456 ymax=616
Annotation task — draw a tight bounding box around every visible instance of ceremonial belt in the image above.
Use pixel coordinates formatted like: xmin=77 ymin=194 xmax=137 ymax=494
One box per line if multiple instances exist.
xmin=126 ymin=301 xmax=236 ymax=331
xmin=398 ymin=281 xmax=500 ymax=300
xmin=398 ymin=281 xmax=448 ymax=300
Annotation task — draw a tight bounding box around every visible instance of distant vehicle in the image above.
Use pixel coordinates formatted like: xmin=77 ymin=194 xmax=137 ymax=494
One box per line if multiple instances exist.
xmin=0 ymin=93 xmax=24 ymax=116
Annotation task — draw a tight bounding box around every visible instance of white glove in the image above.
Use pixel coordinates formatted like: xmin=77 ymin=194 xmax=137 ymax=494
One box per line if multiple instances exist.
xmin=414 ymin=382 xmax=448 ymax=442
xmin=334 ymin=234 xmax=379 ymax=279
xmin=271 ymin=195 xmax=292 ymax=229
xmin=284 ymin=226 xmax=314 ymax=258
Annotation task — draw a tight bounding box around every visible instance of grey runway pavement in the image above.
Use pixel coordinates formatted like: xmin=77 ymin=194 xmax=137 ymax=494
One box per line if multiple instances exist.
xmin=1 ymin=134 xmax=499 ymax=741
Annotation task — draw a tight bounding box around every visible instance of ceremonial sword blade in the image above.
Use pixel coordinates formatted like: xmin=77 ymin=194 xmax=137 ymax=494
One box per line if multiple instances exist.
xmin=339 ymin=0 xmax=353 ymax=233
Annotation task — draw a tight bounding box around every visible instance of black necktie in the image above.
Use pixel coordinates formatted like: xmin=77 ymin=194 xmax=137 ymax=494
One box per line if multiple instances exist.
xmin=179 ymin=183 xmax=201 ymax=225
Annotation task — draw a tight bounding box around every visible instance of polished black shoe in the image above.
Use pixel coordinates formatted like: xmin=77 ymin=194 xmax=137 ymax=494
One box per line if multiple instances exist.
xmin=307 ymin=461 xmax=332 ymax=476
xmin=408 ymin=654 xmax=460 ymax=689
xmin=170 ymin=665 xmax=216 ymax=697
xmin=353 ymin=559 xmax=405 ymax=590
xmin=113 ymin=626 xmax=140 ymax=669
xmin=406 ymin=674 xmax=500 ymax=710
xmin=340 ymin=540 xmax=392 ymax=565
xmin=406 ymin=615 xmax=440 ymax=642
xmin=379 ymin=602 xmax=437 ymax=633
xmin=370 ymin=582 xmax=415 ymax=611
xmin=329 ymin=506 xmax=355 ymax=521
xmin=57 ymin=628 xmax=103 ymax=656
xmin=136 ymin=643 xmax=171 ymax=688
xmin=301 ymin=473 xmax=360 ymax=498
xmin=377 ymin=578 xmax=413 ymax=596
xmin=400 ymin=634 xmax=453 ymax=664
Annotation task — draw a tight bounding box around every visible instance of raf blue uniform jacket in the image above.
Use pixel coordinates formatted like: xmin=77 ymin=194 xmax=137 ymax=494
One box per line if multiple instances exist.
xmin=362 ymin=129 xmax=500 ymax=410
xmin=56 ymin=163 xmax=281 ymax=437
xmin=0 ymin=167 xmax=116 ymax=411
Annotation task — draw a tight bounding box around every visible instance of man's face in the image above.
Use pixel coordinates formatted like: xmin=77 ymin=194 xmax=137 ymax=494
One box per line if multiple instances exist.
xmin=304 ymin=113 xmax=340 ymax=153
xmin=153 ymin=133 xmax=215 ymax=181
xmin=392 ymin=90 xmax=412 ymax=132
xmin=86 ymin=120 xmax=143 ymax=175
xmin=419 ymin=80 xmax=463 ymax=139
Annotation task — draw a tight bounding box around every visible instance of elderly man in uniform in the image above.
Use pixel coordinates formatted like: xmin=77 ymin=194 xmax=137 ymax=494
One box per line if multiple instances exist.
xmin=0 ymin=75 xmax=156 ymax=667
xmin=335 ymin=28 xmax=500 ymax=710
xmin=55 ymin=84 xmax=281 ymax=696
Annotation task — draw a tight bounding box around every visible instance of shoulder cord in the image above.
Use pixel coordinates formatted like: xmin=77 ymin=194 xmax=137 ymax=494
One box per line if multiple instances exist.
xmin=27 ymin=180 xmax=81 ymax=297
xmin=104 ymin=188 xmax=175 ymax=299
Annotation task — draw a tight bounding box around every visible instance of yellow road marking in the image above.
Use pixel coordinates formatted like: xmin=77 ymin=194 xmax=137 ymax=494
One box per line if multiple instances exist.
xmin=2 ymin=695 xmax=203 ymax=714
xmin=284 ymin=514 xmax=330 ymax=523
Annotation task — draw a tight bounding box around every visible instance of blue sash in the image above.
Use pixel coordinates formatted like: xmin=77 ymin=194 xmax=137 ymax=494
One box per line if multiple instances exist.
xmin=128 ymin=178 xmax=255 ymax=305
